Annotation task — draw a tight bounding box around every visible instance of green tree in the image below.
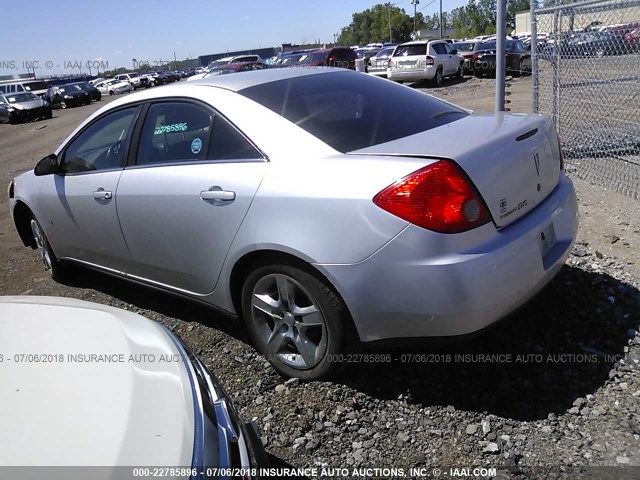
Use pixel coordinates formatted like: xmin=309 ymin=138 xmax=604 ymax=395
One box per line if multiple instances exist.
xmin=337 ymin=3 xmax=418 ymax=45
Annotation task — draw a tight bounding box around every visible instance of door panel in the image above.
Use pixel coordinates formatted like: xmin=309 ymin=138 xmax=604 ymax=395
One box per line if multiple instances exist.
xmin=39 ymin=172 xmax=131 ymax=270
xmin=115 ymin=162 xmax=266 ymax=294
xmin=36 ymin=106 xmax=139 ymax=270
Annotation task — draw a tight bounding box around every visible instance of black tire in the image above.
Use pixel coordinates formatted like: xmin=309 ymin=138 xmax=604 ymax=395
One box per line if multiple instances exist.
xmin=241 ymin=264 xmax=356 ymax=380
xmin=109 ymin=90 xmax=114 ymax=96
xmin=456 ymin=65 xmax=464 ymax=79
xmin=432 ymin=67 xmax=443 ymax=87
xmin=44 ymin=110 xmax=53 ymax=119
xmin=29 ymin=216 xmax=69 ymax=281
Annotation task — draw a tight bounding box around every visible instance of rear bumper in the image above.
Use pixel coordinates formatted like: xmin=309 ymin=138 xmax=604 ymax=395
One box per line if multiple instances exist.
xmin=318 ymin=175 xmax=578 ymax=343
xmin=388 ymin=65 xmax=437 ymax=82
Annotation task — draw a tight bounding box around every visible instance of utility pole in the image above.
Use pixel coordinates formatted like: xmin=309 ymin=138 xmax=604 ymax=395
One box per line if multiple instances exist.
xmin=387 ymin=3 xmax=392 ymax=42
xmin=440 ymin=0 xmax=443 ymax=39
xmin=411 ymin=0 xmax=420 ymax=39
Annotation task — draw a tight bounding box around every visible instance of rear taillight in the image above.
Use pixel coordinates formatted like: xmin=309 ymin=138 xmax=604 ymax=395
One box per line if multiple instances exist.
xmin=425 ymin=55 xmax=435 ymax=66
xmin=472 ymin=54 xmax=479 ymax=62
xmin=373 ymin=160 xmax=491 ymax=233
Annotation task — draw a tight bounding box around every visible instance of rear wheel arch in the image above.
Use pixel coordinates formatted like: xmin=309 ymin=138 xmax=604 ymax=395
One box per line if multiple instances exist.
xmin=230 ymin=250 xmax=342 ymax=314
xmin=230 ymin=250 xmax=360 ymax=338
xmin=13 ymin=201 xmax=37 ymax=248
xmin=231 ymin=249 xmax=361 ymax=379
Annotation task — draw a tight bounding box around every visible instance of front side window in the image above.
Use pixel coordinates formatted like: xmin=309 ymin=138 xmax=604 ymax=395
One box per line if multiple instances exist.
xmin=137 ymin=102 xmax=213 ymax=166
xmin=62 ymin=107 xmax=138 ymax=173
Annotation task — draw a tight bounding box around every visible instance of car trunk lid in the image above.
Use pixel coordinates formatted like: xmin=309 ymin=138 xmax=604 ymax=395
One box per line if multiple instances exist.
xmin=350 ymin=112 xmax=561 ymax=229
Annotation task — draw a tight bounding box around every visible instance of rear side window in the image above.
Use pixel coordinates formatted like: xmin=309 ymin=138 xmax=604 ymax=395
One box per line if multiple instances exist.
xmin=394 ymin=44 xmax=427 ymax=56
xmin=239 ymin=70 xmax=468 ymax=152
xmin=432 ymin=43 xmax=447 ymax=55
xmin=137 ymin=102 xmax=213 ymax=166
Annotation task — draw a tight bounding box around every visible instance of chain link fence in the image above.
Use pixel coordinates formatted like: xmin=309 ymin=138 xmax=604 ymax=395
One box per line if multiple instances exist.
xmin=531 ymin=0 xmax=640 ymax=199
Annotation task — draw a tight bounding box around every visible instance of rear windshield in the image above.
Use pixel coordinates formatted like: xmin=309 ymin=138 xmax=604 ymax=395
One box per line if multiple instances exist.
xmin=393 ymin=44 xmax=427 ymax=57
xmin=453 ymin=42 xmax=476 ymax=52
xmin=298 ymin=52 xmax=327 ymax=64
xmin=239 ymin=71 xmax=468 ymax=152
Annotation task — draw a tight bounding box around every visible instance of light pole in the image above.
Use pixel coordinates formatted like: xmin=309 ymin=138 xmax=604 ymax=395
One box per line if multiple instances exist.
xmin=440 ymin=0 xmax=443 ymax=39
xmin=411 ymin=0 xmax=420 ymax=39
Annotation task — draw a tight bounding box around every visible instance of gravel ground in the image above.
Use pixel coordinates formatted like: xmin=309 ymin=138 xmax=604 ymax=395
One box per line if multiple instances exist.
xmin=1 ymin=78 xmax=639 ymax=480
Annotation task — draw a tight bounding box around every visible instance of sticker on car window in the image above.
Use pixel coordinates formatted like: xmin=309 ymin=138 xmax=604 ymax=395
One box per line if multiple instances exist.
xmin=154 ymin=123 xmax=188 ymax=135
xmin=191 ymin=138 xmax=203 ymax=155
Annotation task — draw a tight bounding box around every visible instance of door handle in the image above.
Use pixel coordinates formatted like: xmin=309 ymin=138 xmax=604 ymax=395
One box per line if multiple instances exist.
xmin=200 ymin=187 xmax=235 ymax=202
xmin=92 ymin=188 xmax=112 ymax=200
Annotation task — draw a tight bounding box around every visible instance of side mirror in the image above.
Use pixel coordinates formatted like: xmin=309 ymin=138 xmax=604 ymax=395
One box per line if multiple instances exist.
xmin=34 ymin=154 xmax=60 ymax=176
xmin=450 ymin=48 xmax=458 ymax=54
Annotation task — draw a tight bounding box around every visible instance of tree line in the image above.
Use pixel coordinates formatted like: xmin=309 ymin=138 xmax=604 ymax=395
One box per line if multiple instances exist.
xmin=336 ymin=0 xmax=531 ymax=45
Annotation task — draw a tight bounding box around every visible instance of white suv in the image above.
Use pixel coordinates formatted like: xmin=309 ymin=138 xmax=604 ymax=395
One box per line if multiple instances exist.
xmin=387 ymin=40 xmax=464 ymax=86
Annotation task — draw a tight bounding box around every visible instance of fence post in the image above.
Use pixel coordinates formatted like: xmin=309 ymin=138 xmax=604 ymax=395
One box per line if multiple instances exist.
xmin=552 ymin=0 xmax=560 ymax=128
xmin=530 ymin=0 xmax=538 ymax=113
xmin=496 ymin=0 xmax=506 ymax=111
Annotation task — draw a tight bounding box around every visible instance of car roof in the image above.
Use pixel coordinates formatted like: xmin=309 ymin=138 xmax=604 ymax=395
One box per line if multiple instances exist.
xmin=114 ymin=67 xmax=344 ymax=95
xmin=399 ymin=40 xmax=446 ymax=45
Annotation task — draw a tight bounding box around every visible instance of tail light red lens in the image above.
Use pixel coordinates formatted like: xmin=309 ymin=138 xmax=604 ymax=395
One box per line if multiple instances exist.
xmin=472 ymin=55 xmax=479 ymax=62
xmin=373 ymin=160 xmax=492 ymax=233
xmin=425 ymin=55 xmax=435 ymax=66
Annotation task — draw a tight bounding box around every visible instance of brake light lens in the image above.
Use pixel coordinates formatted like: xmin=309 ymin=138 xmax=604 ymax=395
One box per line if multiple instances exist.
xmin=373 ymin=160 xmax=492 ymax=233
xmin=425 ymin=55 xmax=435 ymax=66
xmin=472 ymin=54 xmax=479 ymax=62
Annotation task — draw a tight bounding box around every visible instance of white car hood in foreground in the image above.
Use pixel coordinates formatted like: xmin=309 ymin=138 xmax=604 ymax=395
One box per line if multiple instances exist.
xmin=0 ymin=296 xmax=194 ymax=467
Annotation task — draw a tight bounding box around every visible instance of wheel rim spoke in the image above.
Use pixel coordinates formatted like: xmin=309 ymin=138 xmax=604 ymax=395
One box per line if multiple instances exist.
xmin=293 ymin=333 xmax=318 ymax=367
xmin=252 ymin=293 xmax=282 ymax=319
xmin=265 ymin=328 xmax=288 ymax=356
xmin=276 ymin=275 xmax=295 ymax=310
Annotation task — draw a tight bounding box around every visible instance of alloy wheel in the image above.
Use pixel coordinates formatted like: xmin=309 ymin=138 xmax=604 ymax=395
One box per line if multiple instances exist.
xmin=250 ymin=273 xmax=328 ymax=370
xmin=30 ymin=219 xmax=52 ymax=274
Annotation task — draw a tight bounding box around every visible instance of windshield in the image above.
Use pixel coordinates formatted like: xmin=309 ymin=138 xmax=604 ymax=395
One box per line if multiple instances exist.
xmin=6 ymin=93 xmax=39 ymax=103
xmin=59 ymin=85 xmax=82 ymax=93
xmin=205 ymin=69 xmax=237 ymax=77
xmin=453 ymin=42 xmax=476 ymax=52
xmin=240 ymin=70 xmax=468 ymax=152
xmin=22 ymin=81 xmax=49 ymax=92
xmin=479 ymin=40 xmax=516 ymax=50
xmin=297 ymin=52 xmax=327 ymax=64
xmin=374 ymin=47 xmax=395 ymax=58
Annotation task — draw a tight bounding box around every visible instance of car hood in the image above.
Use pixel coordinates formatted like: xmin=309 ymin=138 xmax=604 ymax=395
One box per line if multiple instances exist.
xmin=10 ymin=99 xmax=46 ymax=109
xmin=0 ymin=296 xmax=194 ymax=467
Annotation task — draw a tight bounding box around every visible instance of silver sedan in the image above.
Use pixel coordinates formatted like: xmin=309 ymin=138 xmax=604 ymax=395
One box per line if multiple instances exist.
xmin=9 ymin=68 xmax=578 ymax=380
